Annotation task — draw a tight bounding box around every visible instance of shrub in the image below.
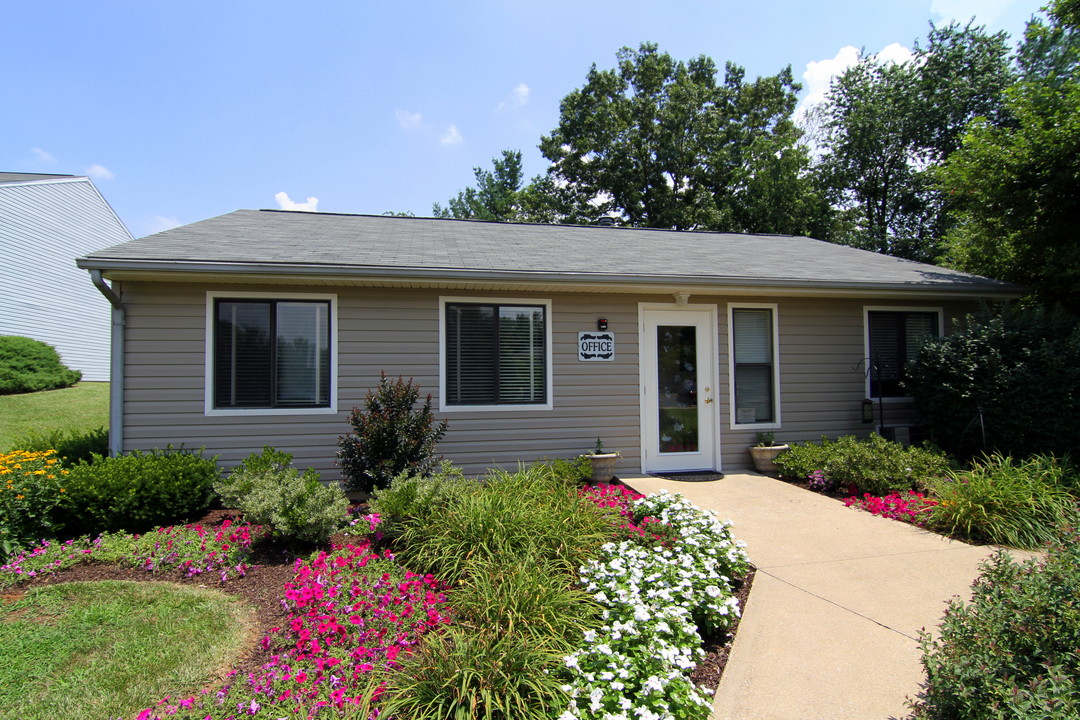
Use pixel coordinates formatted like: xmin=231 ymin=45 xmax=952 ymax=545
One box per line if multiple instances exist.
xmin=925 ymin=453 xmax=1078 ymax=549
xmin=13 ymin=426 xmax=109 ymax=464
xmin=0 ymin=449 xmax=68 ymax=558
xmin=0 ymin=335 xmax=82 ymax=395
xmin=392 ymin=464 xmax=613 ymax=585
xmin=908 ymin=527 xmax=1080 ymax=719
xmin=54 ymin=448 xmax=219 ymax=536
xmin=906 ymin=304 xmax=1080 ymax=460
xmin=367 ymin=462 xmax=473 ymax=538
xmin=215 ymin=447 xmax=348 ymax=544
xmin=534 ymin=454 xmax=592 ymax=484
xmin=337 ymin=373 xmax=448 ymax=494
xmin=775 ymin=434 xmax=951 ymax=495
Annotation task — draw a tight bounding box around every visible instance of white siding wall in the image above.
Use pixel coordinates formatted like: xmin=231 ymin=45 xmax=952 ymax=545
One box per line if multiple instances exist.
xmin=120 ymin=281 xmax=981 ymax=478
xmin=0 ymin=178 xmax=131 ymax=381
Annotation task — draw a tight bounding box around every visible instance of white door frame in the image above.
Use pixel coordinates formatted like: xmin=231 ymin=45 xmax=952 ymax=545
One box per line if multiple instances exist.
xmin=638 ymin=303 xmax=720 ymax=474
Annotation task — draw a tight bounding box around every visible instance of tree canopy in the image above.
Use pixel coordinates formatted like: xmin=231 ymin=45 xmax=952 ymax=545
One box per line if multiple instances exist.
xmin=538 ymin=42 xmax=824 ymax=235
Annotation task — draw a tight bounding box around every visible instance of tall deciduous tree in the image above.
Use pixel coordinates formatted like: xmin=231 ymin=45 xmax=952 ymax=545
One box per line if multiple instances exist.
xmin=538 ymin=42 xmax=823 ymax=235
xmin=814 ymin=22 xmax=1013 ymax=262
xmin=434 ymin=149 xmax=536 ymax=222
xmin=939 ymin=2 xmax=1080 ymax=310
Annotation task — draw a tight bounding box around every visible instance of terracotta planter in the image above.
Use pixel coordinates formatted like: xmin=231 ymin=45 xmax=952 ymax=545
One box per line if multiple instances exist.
xmin=588 ymin=452 xmax=621 ymax=483
xmin=748 ymin=444 xmax=789 ymax=474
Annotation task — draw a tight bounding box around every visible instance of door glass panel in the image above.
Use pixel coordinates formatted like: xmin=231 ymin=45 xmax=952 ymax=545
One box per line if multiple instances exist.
xmin=656 ymin=325 xmax=699 ymax=453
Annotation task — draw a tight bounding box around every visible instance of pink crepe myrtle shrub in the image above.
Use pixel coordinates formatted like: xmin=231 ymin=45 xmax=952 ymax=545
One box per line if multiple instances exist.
xmin=844 ymin=491 xmax=937 ymax=526
xmin=136 ymin=534 xmax=451 ymax=720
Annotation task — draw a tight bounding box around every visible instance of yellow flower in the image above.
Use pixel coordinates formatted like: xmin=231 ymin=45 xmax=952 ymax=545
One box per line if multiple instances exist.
xmin=33 ymin=470 xmax=46 ymax=475
xmin=16 ymin=494 xmax=23 ymax=500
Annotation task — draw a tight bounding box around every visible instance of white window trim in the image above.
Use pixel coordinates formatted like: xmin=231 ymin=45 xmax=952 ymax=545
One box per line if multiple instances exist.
xmin=439 ymin=295 xmax=554 ymax=413
xmin=204 ymin=290 xmax=339 ymax=417
xmin=727 ymin=302 xmax=781 ymax=430
xmin=862 ymin=305 xmax=944 ymax=403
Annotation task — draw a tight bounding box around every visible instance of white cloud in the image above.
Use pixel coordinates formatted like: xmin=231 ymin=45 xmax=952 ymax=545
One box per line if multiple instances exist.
xmin=274 ymin=191 xmax=319 ymax=212
xmin=31 ymin=147 xmax=57 ymax=164
xmin=797 ymin=42 xmax=915 ymax=119
xmin=145 ymin=215 xmax=182 ymax=235
xmin=497 ymin=82 xmax=531 ymax=111
xmin=85 ymin=164 xmax=115 ymax=181
xmin=395 ymin=109 xmax=423 ymax=130
xmin=931 ymin=0 xmax=1012 ymax=26
xmin=440 ymin=125 xmax=463 ymax=146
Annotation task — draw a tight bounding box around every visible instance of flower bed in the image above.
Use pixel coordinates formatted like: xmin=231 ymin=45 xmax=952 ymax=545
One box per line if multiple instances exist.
xmin=566 ymin=488 xmax=751 ymax=720
xmin=843 ymin=491 xmax=937 ymax=527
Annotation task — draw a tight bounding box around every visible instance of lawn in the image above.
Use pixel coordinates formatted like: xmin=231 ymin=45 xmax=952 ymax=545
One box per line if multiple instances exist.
xmin=0 ymin=580 xmax=255 ymax=720
xmin=0 ymin=382 xmax=109 ymax=451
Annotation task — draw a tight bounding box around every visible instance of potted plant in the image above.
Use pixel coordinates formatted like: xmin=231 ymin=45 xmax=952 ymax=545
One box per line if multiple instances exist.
xmin=586 ymin=438 xmax=621 ymax=483
xmin=748 ymin=431 xmax=789 ymax=474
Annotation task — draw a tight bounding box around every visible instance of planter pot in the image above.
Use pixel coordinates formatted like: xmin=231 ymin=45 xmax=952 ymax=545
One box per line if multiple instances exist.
xmin=748 ymin=444 xmax=790 ymax=474
xmin=588 ymin=452 xmax=621 ymax=483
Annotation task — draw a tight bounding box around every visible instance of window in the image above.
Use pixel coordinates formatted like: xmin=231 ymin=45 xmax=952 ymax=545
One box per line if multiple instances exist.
xmin=442 ymin=299 xmax=550 ymax=408
xmin=866 ymin=310 xmax=940 ymax=398
xmin=730 ymin=305 xmax=778 ymax=426
xmin=212 ymin=298 xmax=331 ymax=409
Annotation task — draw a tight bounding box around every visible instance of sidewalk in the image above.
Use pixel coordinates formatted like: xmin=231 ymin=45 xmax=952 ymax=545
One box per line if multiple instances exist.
xmin=622 ymin=473 xmax=1022 ymax=720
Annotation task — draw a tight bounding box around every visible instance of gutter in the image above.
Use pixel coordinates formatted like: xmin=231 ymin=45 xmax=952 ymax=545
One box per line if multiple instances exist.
xmin=89 ymin=270 xmax=124 ymax=457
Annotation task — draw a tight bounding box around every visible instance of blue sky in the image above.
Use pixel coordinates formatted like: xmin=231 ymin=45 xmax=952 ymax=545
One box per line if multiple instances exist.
xmin=4 ymin=0 xmax=1046 ymax=238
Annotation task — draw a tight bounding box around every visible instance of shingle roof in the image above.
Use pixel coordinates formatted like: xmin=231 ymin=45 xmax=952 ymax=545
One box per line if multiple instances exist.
xmin=80 ymin=208 xmax=1018 ymax=294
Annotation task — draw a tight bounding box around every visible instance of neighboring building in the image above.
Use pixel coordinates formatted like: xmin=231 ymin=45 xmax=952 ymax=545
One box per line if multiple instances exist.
xmin=0 ymin=173 xmax=133 ymax=381
xmin=77 ymin=209 xmax=1019 ymax=476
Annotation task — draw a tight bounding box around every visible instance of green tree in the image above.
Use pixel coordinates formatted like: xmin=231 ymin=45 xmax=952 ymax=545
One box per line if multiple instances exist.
xmin=939 ymin=4 xmax=1080 ymax=309
xmin=433 ymin=149 xmax=558 ymax=223
xmin=538 ymin=42 xmax=823 ymax=234
xmin=813 ymin=22 xmax=1013 ymax=262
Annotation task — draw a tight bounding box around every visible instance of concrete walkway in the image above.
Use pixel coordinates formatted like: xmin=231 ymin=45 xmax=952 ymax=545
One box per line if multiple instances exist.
xmin=622 ymin=473 xmax=1023 ymax=720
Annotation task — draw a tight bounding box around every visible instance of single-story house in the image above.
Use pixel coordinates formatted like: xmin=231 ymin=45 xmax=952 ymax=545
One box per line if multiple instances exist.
xmin=1 ymin=172 xmax=134 ymax=381
xmin=77 ymin=209 xmax=1019 ymax=478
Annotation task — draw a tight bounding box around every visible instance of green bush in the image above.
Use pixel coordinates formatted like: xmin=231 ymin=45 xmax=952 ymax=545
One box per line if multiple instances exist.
xmin=775 ymin=434 xmax=951 ymax=495
xmin=0 ymin=336 xmax=81 ymax=395
xmin=925 ymin=454 xmax=1079 ymax=549
xmin=392 ymin=464 xmax=613 ymax=585
xmin=533 ymin=455 xmax=592 ymax=484
xmin=368 ymin=462 xmax=474 ymax=539
xmin=366 ymin=627 xmax=568 ymax=720
xmin=908 ymin=527 xmax=1080 ymax=719
xmin=906 ymin=304 xmax=1080 ymax=460
xmin=13 ymin=427 xmax=109 ymax=465
xmin=215 ymin=447 xmax=348 ymax=544
xmin=55 ymin=448 xmax=219 ymax=536
xmin=337 ymin=373 xmax=448 ymax=494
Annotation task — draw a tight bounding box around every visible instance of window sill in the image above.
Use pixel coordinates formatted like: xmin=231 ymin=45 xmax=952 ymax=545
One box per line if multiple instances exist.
xmin=440 ymin=402 xmax=554 ymax=413
xmin=205 ymin=406 xmax=339 ymax=418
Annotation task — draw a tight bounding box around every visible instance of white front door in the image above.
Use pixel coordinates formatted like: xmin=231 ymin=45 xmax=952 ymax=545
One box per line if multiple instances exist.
xmin=640 ymin=306 xmax=719 ymax=473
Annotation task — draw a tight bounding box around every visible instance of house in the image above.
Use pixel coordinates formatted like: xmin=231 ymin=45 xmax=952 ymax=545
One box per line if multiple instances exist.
xmin=1 ymin=172 xmax=133 ymax=381
xmin=76 ymin=209 xmax=1019 ymax=477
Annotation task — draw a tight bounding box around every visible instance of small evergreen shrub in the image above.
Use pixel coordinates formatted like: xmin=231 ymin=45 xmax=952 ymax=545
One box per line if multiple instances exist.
xmin=533 ymin=455 xmax=592 ymax=484
xmin=368 ymin=462 xmax=473 ymax=538
xmin=774 ymin=434 xmax=951 ymax=495
xmin=55 ymin=448 xmax=219 ymax=536
xmin=0 ymin=449 xmax=68 ymax=558
xmin=906 ymin=305 xmax=1080 ymax=460
xmin=925 ymin=453 xmax=1078 ymax=549
xmin=908 ymin=527 xmax=1080 ymax=719
xmin=337 ymin=373 xmax=448 ymax=493
xmin=13 ymin=426 xmax=109 ymax=464
xmin=215 ymin=447 xmax=348 ymax=544
xmin=0 ymin=335 xmax=82 ymax=395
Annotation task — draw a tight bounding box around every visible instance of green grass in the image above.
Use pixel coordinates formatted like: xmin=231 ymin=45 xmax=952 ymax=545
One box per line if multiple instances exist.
xmin=0 ymin=580 xmax=255 ymax=720
xmin=0 ymin=382 xmax=109 ymax=452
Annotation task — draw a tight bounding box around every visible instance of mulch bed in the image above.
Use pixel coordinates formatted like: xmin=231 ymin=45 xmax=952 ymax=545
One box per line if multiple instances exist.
xmin=4 ymin=505 xmax=757 ymax=700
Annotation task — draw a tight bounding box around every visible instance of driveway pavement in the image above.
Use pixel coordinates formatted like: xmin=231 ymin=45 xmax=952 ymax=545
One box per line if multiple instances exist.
xmin=622 ymin=473 xmax=1024 ymax=720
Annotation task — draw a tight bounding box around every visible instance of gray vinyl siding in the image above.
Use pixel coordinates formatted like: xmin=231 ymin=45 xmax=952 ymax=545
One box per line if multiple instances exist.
xmin=0 ymin=178 xmax=131 ymax=381
xmin=119 ymin=281 xmax=982 ymax=478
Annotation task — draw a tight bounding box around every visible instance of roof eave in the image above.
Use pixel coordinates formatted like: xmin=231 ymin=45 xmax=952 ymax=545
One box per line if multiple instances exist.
xmin=75 ymin=257 xmax=1025 ymax=299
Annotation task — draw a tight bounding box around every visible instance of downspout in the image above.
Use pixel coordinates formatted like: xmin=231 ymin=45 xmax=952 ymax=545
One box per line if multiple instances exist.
xmin=89 ymin=270 xmax=124 ymax=457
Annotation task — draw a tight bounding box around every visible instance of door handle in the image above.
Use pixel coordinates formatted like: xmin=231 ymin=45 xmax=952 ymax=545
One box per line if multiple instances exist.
xmin=705 ymin=397 xmax=713 ymax=403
